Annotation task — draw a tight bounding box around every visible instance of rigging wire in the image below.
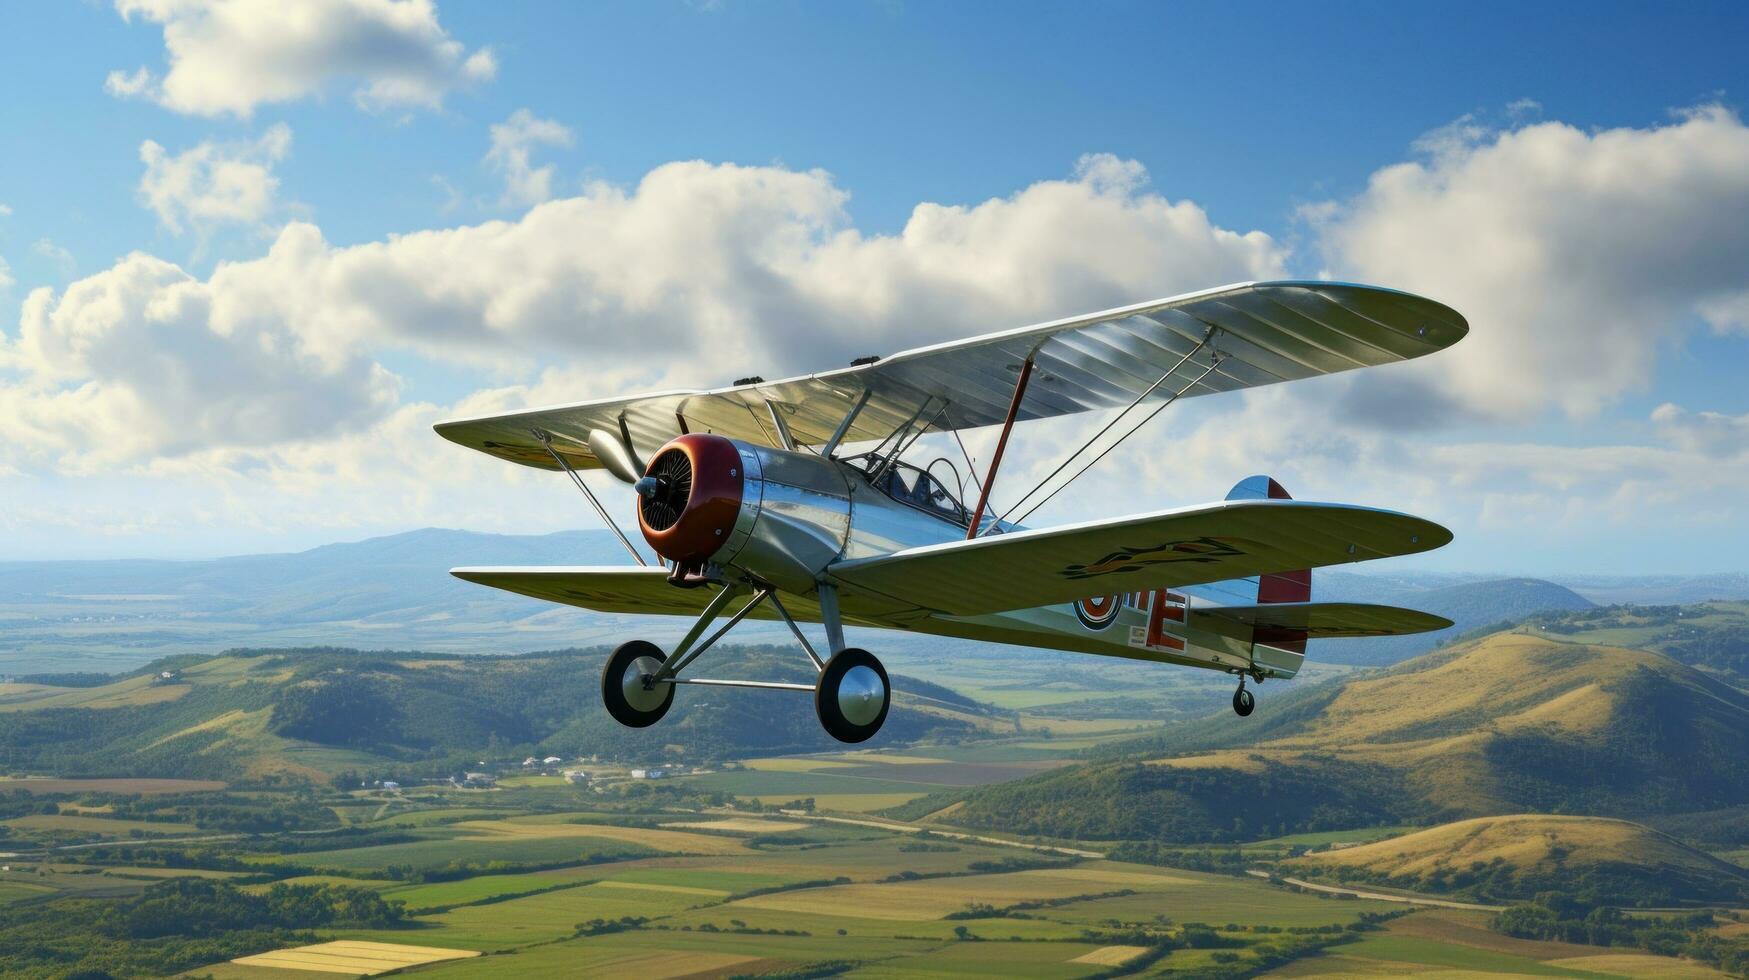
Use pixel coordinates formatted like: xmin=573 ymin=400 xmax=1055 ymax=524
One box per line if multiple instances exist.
xmin=989 ymin=333 xmax=1224 ymax=532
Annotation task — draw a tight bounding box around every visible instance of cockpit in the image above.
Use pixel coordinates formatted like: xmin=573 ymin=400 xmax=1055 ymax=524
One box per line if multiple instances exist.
xmin=843 ymin=454 xmax=978 ymax=528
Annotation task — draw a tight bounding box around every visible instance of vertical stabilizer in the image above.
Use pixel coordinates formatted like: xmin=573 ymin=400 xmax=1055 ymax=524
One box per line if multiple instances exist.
xmin=1225 ymin=476 xmax=1310 ymax=659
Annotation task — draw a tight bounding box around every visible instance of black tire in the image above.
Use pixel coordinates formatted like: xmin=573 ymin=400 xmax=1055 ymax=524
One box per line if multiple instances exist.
xmin=1232 ymin=687 xmax=1255 ymax=717
xmin=814 ymin=648 xmax=890 ymax=744
xmin=601 ymin=640 xmax=675 ymax=729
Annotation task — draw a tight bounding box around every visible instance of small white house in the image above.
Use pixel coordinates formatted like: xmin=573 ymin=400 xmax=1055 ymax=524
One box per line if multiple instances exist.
xmin=630 ymin=767 xmax=668 ymax=780
xmin=522 ymin=756 xmax=539 ymax=767
xmin=543 ymin=755 xmax=563 ymax=765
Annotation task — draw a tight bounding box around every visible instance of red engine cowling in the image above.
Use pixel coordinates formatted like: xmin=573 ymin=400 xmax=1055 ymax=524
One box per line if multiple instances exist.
xmin=635 ymin=434 xmax=745 ymax=564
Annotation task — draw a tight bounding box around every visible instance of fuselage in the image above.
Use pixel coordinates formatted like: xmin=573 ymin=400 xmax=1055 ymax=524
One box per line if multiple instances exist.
xmin=709 ymin=439 xmax=1302 ymax=681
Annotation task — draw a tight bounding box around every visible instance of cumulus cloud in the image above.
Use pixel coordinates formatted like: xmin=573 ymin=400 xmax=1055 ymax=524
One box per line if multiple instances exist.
xmin=138 ymin=124 xmax=293 ymax=235
xmin=1311 ymin=104 xmax=1749 ymax=420
xmin=0 ymin=253 xmax=399 ymax=469
xmin=0 ymin=256 xmax=13 ymax=293
xmin=486 ymin=109 xmax=574 ymax=208
xmin=0 ymin=156 xmax=1281 ymax=474
xmin=108 ymin=0 xmax=495 ymax=118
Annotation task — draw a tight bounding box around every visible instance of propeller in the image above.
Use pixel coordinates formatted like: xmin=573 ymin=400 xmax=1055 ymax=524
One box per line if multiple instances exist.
xmin=587 ymin=428 xmax=643 ymax=484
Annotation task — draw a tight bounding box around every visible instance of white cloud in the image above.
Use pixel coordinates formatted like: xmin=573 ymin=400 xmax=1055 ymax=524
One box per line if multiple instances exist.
xmin=0 ymin=202 xmax=13 ymax=216
xmin=486 ymin=109 xmax=574 ymax=208
xmin=108 ymin=0 xmax=495 ymax=118
xmin=31 ymin=239 xmax=75 ymax=277
xmin=1 ymin=253 xmax=399 ymax=469
xmin=138 ymin=124 xmax=293 ymax=236
xmin=1311 ymin=104 xmax=1749 ymax=420
xmin=0 ymin=256 xmax=13 ymax=292
xmin=1652 ymin=402 xmax=1749 ymax=457
xmin=104 ymin=65 xmax=155 ymax=99
xmin=0 ymin=156 xmax=1281 ymax=476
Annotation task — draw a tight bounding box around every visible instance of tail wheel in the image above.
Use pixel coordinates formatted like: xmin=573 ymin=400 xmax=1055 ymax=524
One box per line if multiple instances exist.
xmin=602 ymin=640 xmax=675 ymax=728
xmin=815 ymin=648 xmax=890 ymax=744
xmin=1232 ymin=686 xmax=1256 ymax=717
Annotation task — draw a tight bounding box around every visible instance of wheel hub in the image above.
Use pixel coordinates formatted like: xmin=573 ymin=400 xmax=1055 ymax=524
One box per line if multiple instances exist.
xmin=836 ymin=664 xmax=886 ymax=726
xmin=621 ymin=655 xmax=669 ymax=712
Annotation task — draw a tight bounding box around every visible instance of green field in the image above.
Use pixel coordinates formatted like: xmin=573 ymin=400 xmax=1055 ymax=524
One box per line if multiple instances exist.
xmin=1336 ymin=934 xmax=1618 ymax=977
xmin=261 ymin=833 xmax=655 ymax=873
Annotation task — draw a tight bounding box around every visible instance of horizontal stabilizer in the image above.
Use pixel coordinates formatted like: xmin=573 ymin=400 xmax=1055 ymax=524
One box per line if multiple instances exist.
xmin=1193 ymin=601 xmax=1453 ymax=638
xmin=827 ymin=500 xmax=1450 ymax=617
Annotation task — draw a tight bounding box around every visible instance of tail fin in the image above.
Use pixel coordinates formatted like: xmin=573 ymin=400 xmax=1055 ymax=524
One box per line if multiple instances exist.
xmin=1226 ymin=475 xmax=1310 ymax=658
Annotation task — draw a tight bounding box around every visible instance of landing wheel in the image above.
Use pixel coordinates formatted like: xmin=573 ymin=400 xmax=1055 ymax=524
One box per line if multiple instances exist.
xmin=1232 ymin=684 xmax=1255 ymax=717
xmin=601 ymin=640 xmax=675 ymax=729
xmin=815 ymin=648 xmax=890 ymax=744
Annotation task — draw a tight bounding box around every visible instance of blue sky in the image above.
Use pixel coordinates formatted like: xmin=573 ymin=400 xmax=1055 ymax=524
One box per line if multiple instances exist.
xmin=1 ymin=1 xmax=1747 ymax=573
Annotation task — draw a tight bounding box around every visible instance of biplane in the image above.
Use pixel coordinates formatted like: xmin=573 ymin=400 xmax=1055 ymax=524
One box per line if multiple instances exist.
xmin=436 ymin=280 xmax=1466 ymax=742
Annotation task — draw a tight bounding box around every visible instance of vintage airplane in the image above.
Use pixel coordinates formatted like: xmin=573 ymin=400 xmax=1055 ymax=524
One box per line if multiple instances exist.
xmin=436 ymin=280 xmax=1466 ymax=742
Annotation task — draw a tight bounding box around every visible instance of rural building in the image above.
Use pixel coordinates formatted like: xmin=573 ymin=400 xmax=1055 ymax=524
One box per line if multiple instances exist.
xmin=563 ymin=770 xmax=589 ymax=784
xmin=630 ymin=767 xmax=668 ymax=780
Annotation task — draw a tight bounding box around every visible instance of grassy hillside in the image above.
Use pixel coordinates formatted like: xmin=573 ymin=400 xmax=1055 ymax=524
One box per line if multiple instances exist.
xmin=1285 ymin=814 xmax=1749 ymax=906
xmin=0 ymin=646 xmax=1000 ymax=784
xmin=1519 ymin=601 xmax=1749 ymax=684
xmin=945 ymin=631 xmax=1749 ymax=842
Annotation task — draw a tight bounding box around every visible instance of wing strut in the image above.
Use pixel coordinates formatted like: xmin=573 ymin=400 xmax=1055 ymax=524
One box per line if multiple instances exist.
xmin=967 ymin=356 xmax=1034 ymax=538
xmin=535 ymin=429 xmax=648 ymax=566
xmin=992 ymin=328 xmax=1222 ymax=531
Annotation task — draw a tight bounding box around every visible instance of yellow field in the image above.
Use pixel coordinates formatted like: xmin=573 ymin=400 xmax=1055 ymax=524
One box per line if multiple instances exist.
xmin=1547 ymin=953 xmax=1731 ymax=978
xmin=232 ymin=940 xmax=478 ymax=975
xmin=828 ymin=751 xmax=951 ymax=765
xmin=741 ymin=757 xmax=857 ymax=772
xmin=659 ymin=818 xmax=810 ymax=833
xmin=1069 ymin=945 xmax=1149 ymax=965
xmin=450 ymin=819 xmax=748 ymax=855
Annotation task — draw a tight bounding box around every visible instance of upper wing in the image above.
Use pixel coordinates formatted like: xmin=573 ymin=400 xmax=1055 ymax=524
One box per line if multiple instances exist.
xmin=435 ymin=280 xmax=1467 ymax=470
xmin=826 ymin=500 xmax=1451 ymax=617
xmin=1192 ymin=602 xmax=1453 ymax=638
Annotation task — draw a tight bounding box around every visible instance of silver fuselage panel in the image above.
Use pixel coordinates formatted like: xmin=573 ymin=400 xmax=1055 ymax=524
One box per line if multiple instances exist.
xmin=711 ymin=442 xmax=1300 ymax=680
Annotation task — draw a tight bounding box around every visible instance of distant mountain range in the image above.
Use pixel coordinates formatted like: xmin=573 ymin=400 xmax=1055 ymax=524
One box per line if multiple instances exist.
xmin=1 ymin=527 xmax=1743 ymax=677
xmin=1311 ymin=573 xmax=1595 ymax=665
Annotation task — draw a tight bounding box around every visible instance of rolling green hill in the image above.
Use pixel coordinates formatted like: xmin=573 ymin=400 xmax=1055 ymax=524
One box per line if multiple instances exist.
xmin=0 ymin=646 xmax=999 ymax=784
xmin=1284 ymin=814 xmax=1749 ymax=906
xmin=942 ymin=630 xmax=1749 ymax=843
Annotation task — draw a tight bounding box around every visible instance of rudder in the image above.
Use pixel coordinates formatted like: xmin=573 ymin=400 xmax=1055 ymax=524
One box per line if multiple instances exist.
xmin=1226 ymin=475 xmax=1310 ymax=657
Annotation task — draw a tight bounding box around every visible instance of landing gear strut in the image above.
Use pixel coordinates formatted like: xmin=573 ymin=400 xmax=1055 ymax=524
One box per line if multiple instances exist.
xmin=597 ymin=581 xmax=891 ymax=743
xmin=1232 ymin=675 xmax=1256 ymax=717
